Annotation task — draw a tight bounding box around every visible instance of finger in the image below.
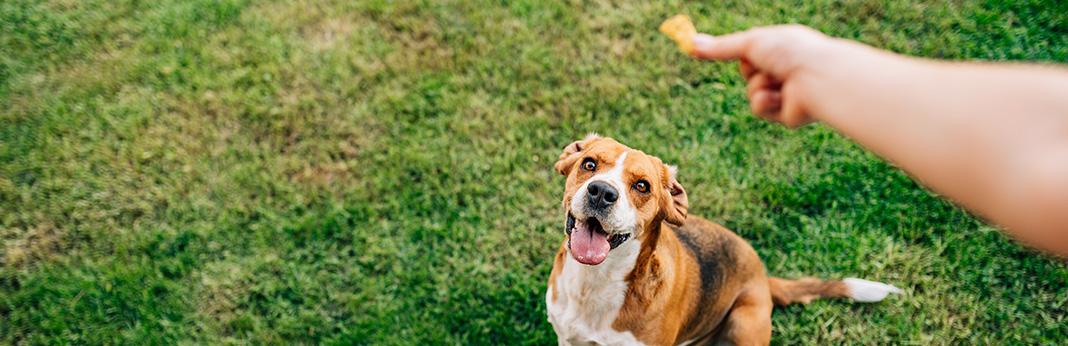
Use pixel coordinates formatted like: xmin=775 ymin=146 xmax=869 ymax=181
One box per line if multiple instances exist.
xmin=746 ymin=72 xmax=779 ymax=98
xmin=690 ymin=31 xmax=757 ymax=61
xmin=739 ymin=59 xmax=756 ymax=80
xmin=750 ymin=89 xmax=783 ymax=119
xmin=779 ymin=84 xmax=813 ymax=128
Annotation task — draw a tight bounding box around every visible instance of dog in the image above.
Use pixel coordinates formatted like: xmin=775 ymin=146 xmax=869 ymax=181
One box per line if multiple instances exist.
xmin=546 ymin=134 xmax=902 ymax=346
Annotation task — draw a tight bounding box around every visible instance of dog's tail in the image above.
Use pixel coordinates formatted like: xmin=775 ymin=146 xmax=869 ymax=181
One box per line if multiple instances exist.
xmin=767 ymin=277 xmax=903 ymax=306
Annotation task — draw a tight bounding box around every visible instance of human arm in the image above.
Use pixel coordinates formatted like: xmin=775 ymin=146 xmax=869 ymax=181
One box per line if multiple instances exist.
xmin=690 ymin=25 xmax=1068 ymax=256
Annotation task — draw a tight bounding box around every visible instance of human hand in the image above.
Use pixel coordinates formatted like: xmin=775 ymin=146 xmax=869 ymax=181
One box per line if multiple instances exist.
xmin=690 ymin=25 xmax=842 ymax=127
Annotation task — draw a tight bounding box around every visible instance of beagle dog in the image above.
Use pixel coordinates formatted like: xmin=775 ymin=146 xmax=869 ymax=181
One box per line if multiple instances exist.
xmin=546 ymin=134 xmax=901 ymax=346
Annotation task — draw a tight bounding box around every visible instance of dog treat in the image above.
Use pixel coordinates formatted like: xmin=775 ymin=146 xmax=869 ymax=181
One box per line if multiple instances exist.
xmin=659 ymin=14 xmax=697 ymax=53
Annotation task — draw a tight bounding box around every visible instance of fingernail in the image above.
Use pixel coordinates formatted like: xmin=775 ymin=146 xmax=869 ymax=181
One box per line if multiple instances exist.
xmin=693 ymin=33 xmax=715 ymax=48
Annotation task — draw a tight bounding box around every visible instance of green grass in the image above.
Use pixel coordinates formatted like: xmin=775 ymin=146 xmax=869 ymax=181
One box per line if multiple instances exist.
xmin=2 ymin=0 xmax=1067 ymax=344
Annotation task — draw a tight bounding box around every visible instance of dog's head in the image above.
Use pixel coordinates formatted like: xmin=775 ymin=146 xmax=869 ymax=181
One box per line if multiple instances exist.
xmin=554 ymin=134 xmax=688 ymax=266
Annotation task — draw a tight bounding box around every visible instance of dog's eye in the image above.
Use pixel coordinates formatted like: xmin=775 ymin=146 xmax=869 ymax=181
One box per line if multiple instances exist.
xmin=634 ymin=180 xmax=650 ymax=193
xmin=581 ymin=159 xmax=597 ymax=172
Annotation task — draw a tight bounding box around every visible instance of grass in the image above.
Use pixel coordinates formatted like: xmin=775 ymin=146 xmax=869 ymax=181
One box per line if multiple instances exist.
xmin=2 ymin=0 xmax=1067 ymax=344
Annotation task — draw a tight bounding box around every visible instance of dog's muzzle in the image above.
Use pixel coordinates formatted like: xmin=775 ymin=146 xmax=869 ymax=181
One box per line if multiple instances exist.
xmin=566 ymin=212 xmax=630 ymax=265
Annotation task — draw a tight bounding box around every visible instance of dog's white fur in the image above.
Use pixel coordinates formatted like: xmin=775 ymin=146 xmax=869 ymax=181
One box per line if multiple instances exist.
xmin=843 ymin=278 xmax=904 ymax=302
xmin=549 ymin=150 xmax=651 ymax=346
xmin=546 ymin=239 xmax=648 ymax=346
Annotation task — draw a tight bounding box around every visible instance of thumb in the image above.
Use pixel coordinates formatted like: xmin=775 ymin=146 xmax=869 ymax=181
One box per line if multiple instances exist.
xmin=690 ymin=32 xmax=756 ymax=61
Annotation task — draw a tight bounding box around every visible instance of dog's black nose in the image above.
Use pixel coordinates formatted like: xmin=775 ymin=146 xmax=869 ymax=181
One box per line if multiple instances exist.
xmin=587 ymin=181 xmax=618 ymax=209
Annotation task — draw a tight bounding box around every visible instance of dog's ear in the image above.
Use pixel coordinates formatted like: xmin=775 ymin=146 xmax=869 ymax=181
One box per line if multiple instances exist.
xmin=661 ymin=164 xmax=689 ymax=226
xmin=554 ymin=134 xmax=599 ymax=175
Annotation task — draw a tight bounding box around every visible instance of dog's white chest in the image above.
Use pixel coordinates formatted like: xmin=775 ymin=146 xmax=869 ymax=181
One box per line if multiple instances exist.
xmin=546 ymin=241 xmax=650 ymax=346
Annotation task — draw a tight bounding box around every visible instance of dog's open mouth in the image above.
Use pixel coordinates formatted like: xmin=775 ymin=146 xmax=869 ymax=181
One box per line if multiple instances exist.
xmin=566 ymin=212 xmax=630 ymax=265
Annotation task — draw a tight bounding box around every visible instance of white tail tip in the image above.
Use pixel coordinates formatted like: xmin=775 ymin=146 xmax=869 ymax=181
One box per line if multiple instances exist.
xmin=842 ymin=278 xmax=904 ymax=302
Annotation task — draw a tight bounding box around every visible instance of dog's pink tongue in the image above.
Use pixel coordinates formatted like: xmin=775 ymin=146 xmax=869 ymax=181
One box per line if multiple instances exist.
xmin=570 ymin=220 xmax=610 ymax=265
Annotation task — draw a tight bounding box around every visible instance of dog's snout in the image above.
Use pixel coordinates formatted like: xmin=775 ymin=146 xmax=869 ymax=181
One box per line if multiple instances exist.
xmin=587 ymin=181 xmax=618 ymax=209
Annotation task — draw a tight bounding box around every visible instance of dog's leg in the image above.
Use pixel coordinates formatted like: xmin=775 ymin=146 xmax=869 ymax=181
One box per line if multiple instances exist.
xmin=717 ymin=288 xmax=773 ymax=346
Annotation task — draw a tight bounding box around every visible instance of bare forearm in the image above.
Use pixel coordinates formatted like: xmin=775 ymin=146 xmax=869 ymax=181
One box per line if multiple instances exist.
xmin=804 ymin=41 xmax=1068 ymax=254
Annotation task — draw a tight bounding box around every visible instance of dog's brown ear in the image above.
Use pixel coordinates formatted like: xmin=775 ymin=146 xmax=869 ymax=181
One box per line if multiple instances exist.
xmin=662 ymin=164 xmax=689 ymax=226
xmin=554 ymin=134 xmax=599 ymax=175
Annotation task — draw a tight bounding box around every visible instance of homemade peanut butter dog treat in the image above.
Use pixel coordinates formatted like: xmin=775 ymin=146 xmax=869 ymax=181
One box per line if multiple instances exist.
xmin=659 ymin=14 xmax=697 ymax=53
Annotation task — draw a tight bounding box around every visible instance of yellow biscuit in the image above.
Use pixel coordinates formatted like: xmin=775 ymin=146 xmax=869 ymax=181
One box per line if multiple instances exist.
xmin=659 ymin=14 xmax=696 ymax=53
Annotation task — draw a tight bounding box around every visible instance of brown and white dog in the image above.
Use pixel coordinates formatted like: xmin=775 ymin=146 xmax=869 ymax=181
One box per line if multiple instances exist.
xmin=546 ymin=134 xmax=902 ymax=346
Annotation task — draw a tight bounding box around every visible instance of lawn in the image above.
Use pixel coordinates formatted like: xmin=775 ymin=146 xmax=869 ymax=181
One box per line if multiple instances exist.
xmin=2 ymin=0 xmax=1067 ymax=344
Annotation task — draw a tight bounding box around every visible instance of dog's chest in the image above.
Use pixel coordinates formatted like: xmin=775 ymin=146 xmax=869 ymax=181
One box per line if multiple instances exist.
xmin=546 ymin=242 xmax=651 ymax=346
